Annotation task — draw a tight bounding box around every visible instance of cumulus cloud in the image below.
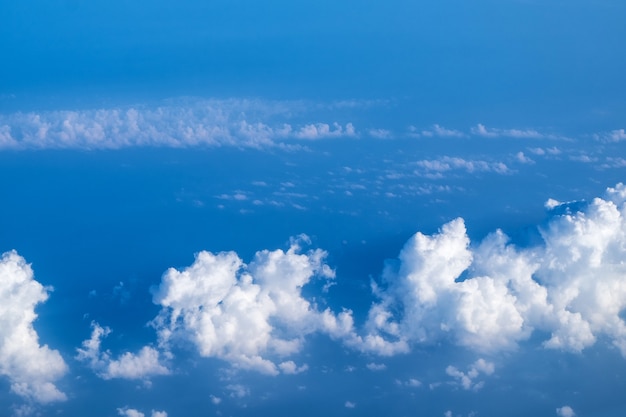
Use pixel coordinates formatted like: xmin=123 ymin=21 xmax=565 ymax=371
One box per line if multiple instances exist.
xmin=294 ymin=122 xmax=356 ymax=140
xmin=471 ymin=123 xmax=547 ymax=139
xmin=415 ymin=156 xmax=510 ymax=177
xmin=0 ymin=99 xmax=357 ymax=150
xmin=413 ymin=124 xmax=465 ymax=138
xmin=344 ymin=401 xmax=356 ymax=408
xmin=445 ymin=359 xmax=494 ymax=391
xmin=354 ymin=183 xmax=626 ymax=357
xmin=556 ymin=406 xmax=575 ymax=417
xmin=365 ymin=362 xmax=387 ymax=371
xmin=151 ymin=235 xmax=356 ymax=375
xmin=76 ymin=322 xmax=170 ymax=381
xmin=0 ymin=251 xmax=68 ymax=403
xmin=117 ymin=407 xmax=168 ymax=417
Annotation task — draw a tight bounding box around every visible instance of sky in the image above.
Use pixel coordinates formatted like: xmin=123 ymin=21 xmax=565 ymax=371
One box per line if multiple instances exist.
xmin=1 ymin=1 xmax=626 ymax=416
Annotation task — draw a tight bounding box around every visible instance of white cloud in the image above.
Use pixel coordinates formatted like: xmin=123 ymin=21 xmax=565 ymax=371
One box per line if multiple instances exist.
xmin=117 ymin=407 xmax=168 ymax=417
xmin=344 ymin=401 xmax=356 ymax=408
xmin=117 ymin=407 xmax=144 ymax=417
xmin=0 ymin=99 xmax=358 ymax=150
xmin=471 ymin=123 xmax=546 ymax=139
xmin=0 ymin=251 xmax=68 ymax=404
xmin=365 ymin=362 xmax=387 ymax=371
xmin=415 ymin=156 xmax=510 ymax=176
xmin=278 ymin=361 xmax=309 ymax=375
xmin=294 ymin=122 xmax=356 ymax=140
xmin=76 ymin=322 xmax=170 ymax=380
xmin=556 ymin=405 xmax=576 ymax=417
xmin=445 ymin=359 xmax=495 ymax=391
xmin=353 ymin=183 xmax=626 ymax=356
xmin=226 ymin=384 xmax=250 ymax=398
xmin=151 ymin=235 xmax=356 ymax=375
xmin=515 ymin=151 xmax=534 ymax=164
xmin=594 ymin=128 xmax=626 ymax=143
xmin=416 ymin=124 xmax=465 ymax=138
xmin=368 ymin=128 xmax=392 ymax=139
xmin=210 ymin=395 xmax=222 ymax=405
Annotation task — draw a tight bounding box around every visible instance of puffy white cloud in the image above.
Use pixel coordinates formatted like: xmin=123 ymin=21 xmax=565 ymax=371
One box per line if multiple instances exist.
xmin=278 ymin=361 xmax=309 ymax=375
xmin=344 ymin=401 xmax=356 ymax=408
xmin=76 ymin=322 xmax=170 ymax=380
xmin=445 ymin=359 xmax=494 ymax=391
xmin=415 ymin=156 xmax=510 ymax=177
xmin=365 ymin=362 xmax=387 ymax=371
xmin=355 ymin=183 xmax=626 ymax=356
xmin=294 ymin=122 xmax=356 ymax=140
xmin=117 ymin=407 xmax=168 ymax=417
xmin=471 ymin=123 xmax=547 ymax=139
xmin=556 ymin=405 xmax=576 ymax=417
xmin=0 ymin=251 xmax=68 ymax=404
xmin=118 ymin=408 xmax=145 ymax=417
xmin=0 ymin=99 xmax=358 ymax=150
xmin=151 ymin=235 xmax=356 ymax=375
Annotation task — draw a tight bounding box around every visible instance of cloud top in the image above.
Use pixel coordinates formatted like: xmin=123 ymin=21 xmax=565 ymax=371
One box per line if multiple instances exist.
xmin=0 ymin=251 xmax=68 ymax=403
xmin=151 ymin=235 xmax=354 ymax=374
xmin=357 ymin=183 xmax=626 ymax=356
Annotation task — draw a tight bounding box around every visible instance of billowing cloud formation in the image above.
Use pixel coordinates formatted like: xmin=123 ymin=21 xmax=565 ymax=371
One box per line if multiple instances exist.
xmin=151 ymin=235 xmax=355 ymax=375
xmin=0 ymin=251 xmax=68 ymax=403
xmin=0 ymin=99 xmax=358 ymax=150
xmin=76 ymin=322 xmax=170 ymax=380
xmin=358 ymin=183 xmax=626 ymax=356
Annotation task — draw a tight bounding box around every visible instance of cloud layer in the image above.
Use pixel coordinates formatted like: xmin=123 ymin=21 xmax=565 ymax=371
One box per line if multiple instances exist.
xmin=0 ymin=251 xmax=68 ymax=403
xmin=0 ymin=99 xmax=357 ymax=150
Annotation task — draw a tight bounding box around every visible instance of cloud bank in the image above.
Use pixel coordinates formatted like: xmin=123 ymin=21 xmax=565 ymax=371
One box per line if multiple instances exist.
xmin=0 ymin=99 xmax=357 ymax=150
xmin=0 ymin=251 xmax=68 ymax=403
xmin=146 ymin=183 xmax=626 ymax=372
xmin=358 ymin=183 xmax=626 ymax=356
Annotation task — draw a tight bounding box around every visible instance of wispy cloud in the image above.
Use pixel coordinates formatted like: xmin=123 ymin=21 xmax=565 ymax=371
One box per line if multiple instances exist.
xmin=471 ymin=123 xmax=549 ymax=139
xmin=594 ymin=128 xmax=626 ymax=143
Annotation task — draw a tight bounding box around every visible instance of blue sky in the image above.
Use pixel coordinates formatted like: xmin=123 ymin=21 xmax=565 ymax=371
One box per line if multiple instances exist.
xmin=1 ymin=1 xmax=626 ymax=417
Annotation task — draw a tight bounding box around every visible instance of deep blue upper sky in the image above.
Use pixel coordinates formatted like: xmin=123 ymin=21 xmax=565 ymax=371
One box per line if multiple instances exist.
xmin=0 ymin=2 xmax=625 ymax=417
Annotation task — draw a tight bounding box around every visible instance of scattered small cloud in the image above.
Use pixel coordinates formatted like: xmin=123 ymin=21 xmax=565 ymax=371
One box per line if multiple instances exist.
xmin=445 ymin=359 xmax=495 ymax=391
xmin=76 ymin=322 xmax=170 ymax=381
xmin=365 ymin=362 xmax=387 ymax=371
xmin=556 ymin=405 xmax=576 ymax=417
xmin=344 ymin=401 xmax=356 ymax=409
xmin=472 ymin=123 xmax=547 ymax=139
xmin=594 ymin=128 xmax=626 ymax=143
